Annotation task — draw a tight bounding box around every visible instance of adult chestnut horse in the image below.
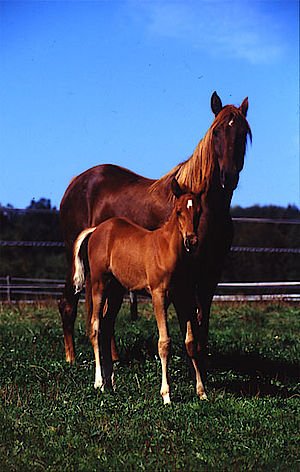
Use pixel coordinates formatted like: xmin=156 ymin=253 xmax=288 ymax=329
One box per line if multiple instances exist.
xmin=59 ymin=92 xmax=251 ymax=364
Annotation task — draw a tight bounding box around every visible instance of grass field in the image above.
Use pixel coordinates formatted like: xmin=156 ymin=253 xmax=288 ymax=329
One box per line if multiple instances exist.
xmin=0 ymin=301 xmax=299 ymax=471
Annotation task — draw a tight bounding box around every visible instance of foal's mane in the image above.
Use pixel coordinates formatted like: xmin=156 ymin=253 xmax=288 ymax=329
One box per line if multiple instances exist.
xmin=150 ymin=105 xmax=251 ymax=199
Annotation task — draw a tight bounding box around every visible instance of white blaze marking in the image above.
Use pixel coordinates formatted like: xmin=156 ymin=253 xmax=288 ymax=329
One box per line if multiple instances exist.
xmin=187 ymin=199 xmax=193 ymax=209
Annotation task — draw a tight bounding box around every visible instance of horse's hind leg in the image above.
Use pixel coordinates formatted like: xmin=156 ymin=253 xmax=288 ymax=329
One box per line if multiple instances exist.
xmin=58 ymin=276 xmax=79 ymax=364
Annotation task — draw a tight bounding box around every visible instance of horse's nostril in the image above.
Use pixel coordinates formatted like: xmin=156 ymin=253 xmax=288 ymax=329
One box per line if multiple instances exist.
xmin=189 ymin=235 xmax=198 ymax=245
xmin=184 ymin=235 xmax=198 ymax=252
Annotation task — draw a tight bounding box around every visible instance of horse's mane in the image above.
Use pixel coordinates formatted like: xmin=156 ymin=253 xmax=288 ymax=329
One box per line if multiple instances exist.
xmin=150 ymin=105 xmax=251 ymax=199
xmin=150 ymin=129 xmax=214 ymax=198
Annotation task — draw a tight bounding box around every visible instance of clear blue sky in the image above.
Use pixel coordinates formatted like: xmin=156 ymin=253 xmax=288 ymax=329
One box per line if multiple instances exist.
xmin=1 ymin=0 xmax=299 ymax=209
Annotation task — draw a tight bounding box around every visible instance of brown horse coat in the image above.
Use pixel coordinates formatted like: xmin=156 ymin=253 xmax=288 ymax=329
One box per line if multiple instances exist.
xmin=73 ymin=180 xmax=204 ymax=403
xmin=59 ymin=92 xmax=251 ymax=368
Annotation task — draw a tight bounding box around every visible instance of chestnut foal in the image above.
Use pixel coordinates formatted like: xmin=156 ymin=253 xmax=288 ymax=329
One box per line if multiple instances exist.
xmin=72 ymin=179 xmax=205 ymax=404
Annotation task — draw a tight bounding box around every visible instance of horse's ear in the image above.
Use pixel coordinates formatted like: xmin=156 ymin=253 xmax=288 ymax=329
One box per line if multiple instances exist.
xmin=211 ymin=91 xmax=223 ymax=116
xmin=171 ymin=178 xmax=184 ymax=199
xmin=240 ymin=97 xmax=248 ymax=117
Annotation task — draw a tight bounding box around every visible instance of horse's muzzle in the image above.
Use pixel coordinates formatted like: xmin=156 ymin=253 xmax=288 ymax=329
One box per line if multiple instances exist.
xmin=220 ymin=169 xmax=239 ymax=191
xmin=184 ymin=234 xmax=198 ymax=253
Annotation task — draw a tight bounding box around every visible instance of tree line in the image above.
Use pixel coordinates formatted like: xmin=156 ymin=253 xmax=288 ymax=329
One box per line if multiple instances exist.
xmin=0 ymin=198 xmax=299 ymax=282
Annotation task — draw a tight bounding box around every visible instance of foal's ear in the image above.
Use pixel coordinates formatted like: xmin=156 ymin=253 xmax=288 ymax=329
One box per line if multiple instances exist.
xmin=211 ymin=91 xmax=223 ymax=116
xmin=239 ymin=97 xmax=249 ymax=117
xmin=197 ymin=188 xmax=206 ymax=205
xmin=198 ymin=177 xmax=207 ymax=198
xmin=171 ymin=178 xmax=184 ymax=199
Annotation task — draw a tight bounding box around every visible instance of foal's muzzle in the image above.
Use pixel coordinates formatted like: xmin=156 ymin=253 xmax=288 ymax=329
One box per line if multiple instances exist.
xmin=184 ymin=234 xmax=198 ymax=253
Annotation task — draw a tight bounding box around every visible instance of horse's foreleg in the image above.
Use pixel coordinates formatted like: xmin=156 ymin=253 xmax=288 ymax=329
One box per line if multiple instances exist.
xmin=195 ymin=237 xmax=232 ymax=357
xmin=195 ymin=299 xmax=210 ymax=357
xmin=152 ymin=290 xmax=171 ymax=404
xmin=185 ymin=320 xmax=207 ymax=400
xmin=195 ymin=276 xmax=224 ymax=389
xmin=58 ymin=279 xmax=79 ymax=364
xmin=195 ymin=282 xmax=216 ymax=359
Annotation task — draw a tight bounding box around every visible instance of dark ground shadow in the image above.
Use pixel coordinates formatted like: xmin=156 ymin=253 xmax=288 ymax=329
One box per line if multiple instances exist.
xmin=206 ymin=351 xmax=299 ymax=398
xmin=116 ymin=341 xmax=299 ymax=399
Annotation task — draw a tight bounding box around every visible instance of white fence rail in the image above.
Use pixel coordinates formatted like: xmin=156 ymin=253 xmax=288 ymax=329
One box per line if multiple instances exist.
xmin=1 ymin=277 xmax=299 ymax=303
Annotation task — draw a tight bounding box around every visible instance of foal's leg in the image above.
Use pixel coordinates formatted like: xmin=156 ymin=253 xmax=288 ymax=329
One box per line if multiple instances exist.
xmin=90 ymin=283 xmax=106 ymax=390
xmin=152 ymin=290 xmax=171 ymax=404
xmin=86 ymin=273 xmax=119 ymax=363
xmin=173 ymin=290 xmax=207 ymax=400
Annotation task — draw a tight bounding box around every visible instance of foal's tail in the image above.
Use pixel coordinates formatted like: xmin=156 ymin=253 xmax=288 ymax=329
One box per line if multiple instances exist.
xmin=72 ymin=227 xmax=97 ymax=294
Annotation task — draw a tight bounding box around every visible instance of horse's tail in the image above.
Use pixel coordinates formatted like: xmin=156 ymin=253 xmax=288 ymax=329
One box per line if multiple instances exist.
xmin=72 ymin=227 xmax=97 ymax=294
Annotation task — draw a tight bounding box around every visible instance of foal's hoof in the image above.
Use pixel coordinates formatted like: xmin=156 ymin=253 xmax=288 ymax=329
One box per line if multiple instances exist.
xmin=162 ymin=393 xmax=171 ymax=405
xmin=199 ymin=392 xmax=208 ymax=401
xmin=94 ymin=381 xmax=104 ymax=391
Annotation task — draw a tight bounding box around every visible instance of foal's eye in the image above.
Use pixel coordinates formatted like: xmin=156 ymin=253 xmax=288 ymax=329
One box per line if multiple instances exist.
xmin=176 ymin=210 xmax=181 ymax=216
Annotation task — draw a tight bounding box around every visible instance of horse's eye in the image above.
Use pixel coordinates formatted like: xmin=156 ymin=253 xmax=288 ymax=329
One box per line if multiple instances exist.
xmin=176 ymin=210 xmax=181 ymax=216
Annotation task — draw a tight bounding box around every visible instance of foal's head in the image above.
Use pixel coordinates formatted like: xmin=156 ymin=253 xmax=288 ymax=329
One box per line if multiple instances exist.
xmin=171 ymin=178 xmax=202 ymax=253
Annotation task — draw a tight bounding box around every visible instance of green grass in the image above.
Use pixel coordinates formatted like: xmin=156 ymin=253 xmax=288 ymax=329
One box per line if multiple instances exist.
xmin=0 ymin=302 xmax=299 ymax=471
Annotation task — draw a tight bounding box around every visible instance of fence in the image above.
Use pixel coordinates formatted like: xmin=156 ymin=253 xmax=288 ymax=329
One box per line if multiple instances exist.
xmin=0 ymin=276 xmax=65 ymax=302
xmin=1 ymin=276 xmax=299 ymax=303
xmin=1 ymin=212 xmax=299 ymax=302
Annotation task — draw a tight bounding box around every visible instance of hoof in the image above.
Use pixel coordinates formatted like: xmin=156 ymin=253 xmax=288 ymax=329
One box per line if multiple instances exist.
xmin=111 ymin=373 xmax=117 ymax=391
xmin=162 ymin=393 xmax=171 ymax=405
xmin=65 ymin=354 xmax=75 ymax=364
xmin=94 ymin=381 xmax=104 ymax=391
xmin=199 ymin=392 xmax=208 ymax=400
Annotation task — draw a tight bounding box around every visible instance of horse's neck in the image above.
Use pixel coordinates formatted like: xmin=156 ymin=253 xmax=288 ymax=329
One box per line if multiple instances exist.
xmin=205 ymin=171 xmax=233 ymax=220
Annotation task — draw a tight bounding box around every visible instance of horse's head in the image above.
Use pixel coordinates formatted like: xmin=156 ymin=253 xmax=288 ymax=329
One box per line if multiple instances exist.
xmin=211 ymin=92 xmax=252 ymax=191
xmin=171 ymin=178 xmax=203 ymax=253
